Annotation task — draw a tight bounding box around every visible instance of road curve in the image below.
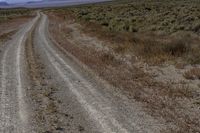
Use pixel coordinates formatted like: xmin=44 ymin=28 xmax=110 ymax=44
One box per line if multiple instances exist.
xmin=0 ymin=12 xmax=165 ymax=133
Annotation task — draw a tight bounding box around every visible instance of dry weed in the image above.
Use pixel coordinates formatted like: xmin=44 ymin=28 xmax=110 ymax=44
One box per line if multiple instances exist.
xmin=184 ymin=68 xmax=200 ymax=80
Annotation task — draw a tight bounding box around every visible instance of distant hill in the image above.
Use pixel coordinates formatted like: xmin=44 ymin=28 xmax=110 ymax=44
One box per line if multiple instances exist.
xmin=26 ymin=1 xmax=42 ymax=4
xmin=24 ymin=0 xmax=110 ymax=8
xmin=0 ymin=2 xmax=9 ymax=6
xmin=0 ymin=0 xmax=110 ymax=8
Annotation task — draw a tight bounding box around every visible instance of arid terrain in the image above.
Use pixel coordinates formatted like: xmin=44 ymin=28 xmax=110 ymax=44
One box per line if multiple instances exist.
xmin=0 ymin=0 xmax=200 ymax=133
xmin=46 ymin=0 xmax=200 ymax=132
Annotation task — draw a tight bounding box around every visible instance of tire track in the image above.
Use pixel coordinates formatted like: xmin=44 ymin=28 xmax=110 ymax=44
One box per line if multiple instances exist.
xmin=25 ymin=14 xmax=62 ymax=133
xmin=0 ymin=13 xmax=40 ymax=133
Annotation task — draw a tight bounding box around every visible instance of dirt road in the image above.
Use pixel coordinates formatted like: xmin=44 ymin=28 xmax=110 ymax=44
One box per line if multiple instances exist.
xmin=0 ymin=12 xmax=166 ymax=133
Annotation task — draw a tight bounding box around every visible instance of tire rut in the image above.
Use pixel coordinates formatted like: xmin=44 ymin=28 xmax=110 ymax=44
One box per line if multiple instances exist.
xmin=0 ymin=13 xmax=40 ymax=133
xmin=25 ymin=13 xmax=66 ymax=133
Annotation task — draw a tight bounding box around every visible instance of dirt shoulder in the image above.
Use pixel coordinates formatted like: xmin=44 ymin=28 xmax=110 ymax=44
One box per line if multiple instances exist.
xmin=0 ymin=16 xmax=33 ymax=44
xmin=47 ymin=11 xmax=200 ymax=132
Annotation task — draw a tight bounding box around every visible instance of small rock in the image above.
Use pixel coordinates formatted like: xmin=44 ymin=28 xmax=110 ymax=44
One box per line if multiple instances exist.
xmin=56 ymin=127 xmax=65 ymax=131
xmin=65 ymin=114 xmax=69 ymax=117
xmin=78 ymin=125 xmax=85 ymax=132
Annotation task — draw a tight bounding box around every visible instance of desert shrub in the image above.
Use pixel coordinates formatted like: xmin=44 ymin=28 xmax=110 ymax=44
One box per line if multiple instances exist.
xmin=129 ymin=25 xmax=138 ymax=32
xmin=79 ymin=10 xmax=89 ymax=16
xmin=82 ymin=15 xmax=91 ymax=21
xmin=101 ymin=21 xmax=109 ymax=26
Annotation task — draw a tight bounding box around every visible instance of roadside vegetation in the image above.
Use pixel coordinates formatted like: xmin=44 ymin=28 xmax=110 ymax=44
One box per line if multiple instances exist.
xmin=0 ymin=9 xmax=32 ymax=23
xmin=73 ymin=0 xmax=200 ymax=34
xmin=49 ymin=0 xmax=200 ymax=65
xmin=47 ymin=0 xmax=200 ymax=132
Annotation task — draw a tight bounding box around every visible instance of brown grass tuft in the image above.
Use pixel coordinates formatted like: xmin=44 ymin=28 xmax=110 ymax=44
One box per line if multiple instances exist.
xmin=184 ymin=68 xmax=200 ymax=80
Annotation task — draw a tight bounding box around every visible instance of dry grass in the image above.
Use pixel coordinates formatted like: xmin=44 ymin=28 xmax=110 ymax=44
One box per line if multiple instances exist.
xmin=46 ymin=0 xmax=200 ymax=65
xmin=184 ymin=68 xmax=200 ymax=80
xmin=78 ymin=20 xmax=200 ymax=65
xmin=131 ymin=34 xmax=196 ymax=64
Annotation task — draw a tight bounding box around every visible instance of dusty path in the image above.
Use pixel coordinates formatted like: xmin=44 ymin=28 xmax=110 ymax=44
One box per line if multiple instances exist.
xmin=0 ymin=12 xmax=166 ymax=132
xmin=0 ymin=13 xmax=40 ymax=132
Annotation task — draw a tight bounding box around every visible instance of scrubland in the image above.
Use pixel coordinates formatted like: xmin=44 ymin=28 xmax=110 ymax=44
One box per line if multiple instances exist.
xmin=46 ymin=1 xmax=200 ymax=132
xmin=0 ymin=9 xmax=32 ymax=23
xmin=57 ymin=0 xmax=200 ymax=65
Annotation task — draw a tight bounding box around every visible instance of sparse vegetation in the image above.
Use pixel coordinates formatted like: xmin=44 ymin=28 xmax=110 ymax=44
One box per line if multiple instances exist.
xmin=47 ymin=0 xmax=200 ymax=65
xmin=0 ymin=9 xmax=32 ymax=23
xmin=65 ymin=0 xmax=200 ymax=34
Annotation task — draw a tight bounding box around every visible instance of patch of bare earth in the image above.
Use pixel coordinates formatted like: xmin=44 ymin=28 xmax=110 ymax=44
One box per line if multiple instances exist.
xmin=0 ymin=16 xmax=32 ymax=44
xmin=48 ymin=13 xmax=200 ymax=133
